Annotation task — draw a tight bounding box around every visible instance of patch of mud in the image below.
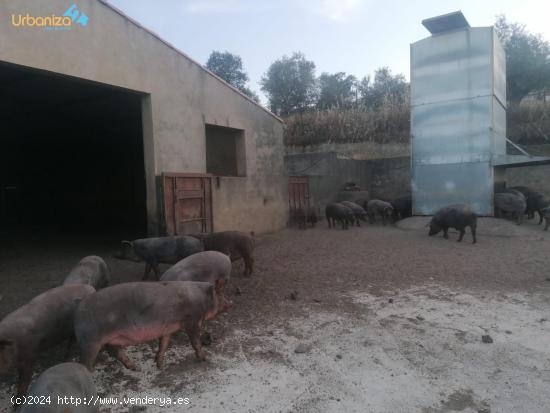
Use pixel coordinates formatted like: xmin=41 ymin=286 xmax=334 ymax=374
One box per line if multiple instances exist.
xmin=2 ymin=225 xmax=550 ymax=412
xmin=3 ymin=286 xmax=547 ymax=412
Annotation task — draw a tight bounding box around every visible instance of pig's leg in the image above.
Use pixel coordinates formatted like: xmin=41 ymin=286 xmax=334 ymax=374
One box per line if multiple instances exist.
xmin=443 ymin=227 xmax=449 ymax=239
xmin=244 ymin=255 xmax=254 ymax=277
xmin=188 ymin=327 xmax=207 ymax=361
xmin=545 ymin=218 xmax=549 ymax=231
xmin=216 ymin=280 xmax=233 ymax=312
xmin=155 ymin=335 xmax=171 ymax=368
xmin=223 ymin=292 xmax=234 ymax=310
xmin=108 ymin=345 xmax=137 ymax=370
xmin=16 ymin=362 xmax=34 ymax=399
xmin=457 ymin=229 xmax=465 ymax=242
xmin=80 ymin=342 xmax=103 ymax=372
xmin=143 ymin=263 xmax=152 ymax=280
xmin=471 ymin=225 xmax=477 ymax=244
xmin=152 ymin=263 xmax=161 ymax=280
xmin=64 ymin=336 xmax=75 ymax=360
xmin=538 ymin=210 xmax=544 ymax=225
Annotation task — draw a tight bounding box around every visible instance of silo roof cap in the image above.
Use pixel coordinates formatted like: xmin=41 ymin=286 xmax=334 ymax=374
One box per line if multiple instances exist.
xmin=422 ymin=11 xmax=470 ymax=34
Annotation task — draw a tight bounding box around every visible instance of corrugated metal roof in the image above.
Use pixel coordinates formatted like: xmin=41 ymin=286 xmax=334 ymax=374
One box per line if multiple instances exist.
xmin=422 ymin=11 xmax=470 ymax=35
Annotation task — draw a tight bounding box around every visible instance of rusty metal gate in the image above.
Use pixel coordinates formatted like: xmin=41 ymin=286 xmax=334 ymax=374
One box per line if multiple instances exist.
xmin=288 ymin=176 xmax=310 ymax=212
xmin=162 ymin=173 xmax=213 ymax=235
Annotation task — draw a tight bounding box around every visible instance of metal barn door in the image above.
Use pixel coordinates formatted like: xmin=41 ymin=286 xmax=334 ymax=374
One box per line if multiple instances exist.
xmin=163 ymin=173 xmax=213 ymax=235
xmin=288 ymin=176 xmax=310 ymax=212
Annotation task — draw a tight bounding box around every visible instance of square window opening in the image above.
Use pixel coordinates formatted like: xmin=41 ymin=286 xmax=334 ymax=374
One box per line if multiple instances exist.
xmin=205 ymin=124 xmax=246 ymax=177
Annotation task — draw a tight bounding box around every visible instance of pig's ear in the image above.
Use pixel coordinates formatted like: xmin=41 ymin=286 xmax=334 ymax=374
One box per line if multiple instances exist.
xmin=121 ymin=240 xmax=133 ymax=249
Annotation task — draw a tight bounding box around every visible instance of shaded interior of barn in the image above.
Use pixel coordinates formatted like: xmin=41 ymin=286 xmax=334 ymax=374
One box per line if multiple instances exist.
xmin=0 ymin=62 xmax=147 ymax=237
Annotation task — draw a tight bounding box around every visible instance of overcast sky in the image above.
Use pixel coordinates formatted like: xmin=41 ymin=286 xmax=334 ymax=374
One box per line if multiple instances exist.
xmin=107 ymin=0 xmax=550 ymax=104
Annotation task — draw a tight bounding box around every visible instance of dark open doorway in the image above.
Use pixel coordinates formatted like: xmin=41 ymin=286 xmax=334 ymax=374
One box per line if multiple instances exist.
xmin=0 ymin=62 xmax=147 ymax=239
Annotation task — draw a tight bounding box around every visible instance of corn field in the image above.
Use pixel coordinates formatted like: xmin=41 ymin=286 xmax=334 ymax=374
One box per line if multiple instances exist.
xmin=508 ymin=103 xmax=550 ymax=145
xmin=283 ymin=103 xmax=410 ymax=147
xmin=284 ymin=102 xmax=550 ymax=147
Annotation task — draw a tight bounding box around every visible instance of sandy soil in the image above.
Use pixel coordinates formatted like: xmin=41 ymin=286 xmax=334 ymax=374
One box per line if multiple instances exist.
xmin=1 ymin=217 xmax=550 ymax=412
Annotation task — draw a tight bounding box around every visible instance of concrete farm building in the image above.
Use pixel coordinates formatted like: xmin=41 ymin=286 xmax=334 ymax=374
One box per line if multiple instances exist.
xmin=0 ymin=0 xmax=287 ymax=236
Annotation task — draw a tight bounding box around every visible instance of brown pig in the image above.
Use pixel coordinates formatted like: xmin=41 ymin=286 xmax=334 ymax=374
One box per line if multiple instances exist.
xmin=63 ymin=255 xmax=110 ymax=290
xmin=191 ymin=231 xmax=255 ymax=277
xmin=161 ymin=251 xmax=233 ymax=314
xmin=74 ymin=281 xmax=218 ymax=372
xmin=0 ymin=285 xmax=95 ymax=400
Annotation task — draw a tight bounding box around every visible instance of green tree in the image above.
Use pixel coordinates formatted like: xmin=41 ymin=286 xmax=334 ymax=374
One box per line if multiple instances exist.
xmin=317 ymin=72 xmax=358 ymax=109
xmin=358 ymin=67 xmax=408 ymax=108
xmin=495 ymin=15 xmax=550 ymax=104
xmin=260 ymin=52 xmax=317 ymax=115
xmin=206 ymin=51 xmax=259 ymax=102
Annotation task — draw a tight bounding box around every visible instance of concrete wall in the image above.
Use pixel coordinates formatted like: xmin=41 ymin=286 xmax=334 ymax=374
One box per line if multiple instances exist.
xmin=367 ymin=157 xmax=411 ymax=200
xmin=286 ymin=141 xmax=410 ymax=160
xmin=286 ymin=148 xmax=550 ymax=210
xmin=505 ymin=145 xmax=550 ymax=197
xmin=286 ymin=152 xmax=368 ymax=207
xmin=285 ymin=152 xmax=411 ymax=208
xmin=506 ymin=165 xmax=550 ymax=196
xmin=0 ymin=0 xmax=287 ymax=235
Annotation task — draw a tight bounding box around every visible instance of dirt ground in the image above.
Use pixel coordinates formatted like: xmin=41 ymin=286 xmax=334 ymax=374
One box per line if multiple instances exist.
xmin=1 ymin=217 xmax=550 ymax=412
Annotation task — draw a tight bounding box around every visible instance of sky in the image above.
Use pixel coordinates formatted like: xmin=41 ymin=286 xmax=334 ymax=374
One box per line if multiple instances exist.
xmin=107 ymin=0 xmax=550 ymax=104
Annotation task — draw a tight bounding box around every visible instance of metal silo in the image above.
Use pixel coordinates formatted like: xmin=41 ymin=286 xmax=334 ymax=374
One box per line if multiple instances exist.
xmin=411 ymin=11 xmax=550 ymax=216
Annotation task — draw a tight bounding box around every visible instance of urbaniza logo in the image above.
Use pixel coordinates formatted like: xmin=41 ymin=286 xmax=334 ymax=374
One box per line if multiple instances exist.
xmin=11 ymin=3 xmax=89 ymax=30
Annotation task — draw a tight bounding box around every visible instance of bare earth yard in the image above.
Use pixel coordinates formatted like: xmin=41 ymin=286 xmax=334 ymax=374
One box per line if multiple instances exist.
xmin=1 ymin=217 xmax=550 ymax=412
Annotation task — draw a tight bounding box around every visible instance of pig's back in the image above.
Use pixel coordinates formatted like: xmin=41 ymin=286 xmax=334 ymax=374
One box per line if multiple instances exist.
xmin=63 ymin=256 xmax=108 ymax=288
xmin=162 ymin=251 xmax=231 ymax=282
xmin=74 ymin=282 xmax=208 ymax=338
xmin=20 ymin=362 xmax=98 ymax=413
xmin=0 ymin=285 xmax=95 ymax=348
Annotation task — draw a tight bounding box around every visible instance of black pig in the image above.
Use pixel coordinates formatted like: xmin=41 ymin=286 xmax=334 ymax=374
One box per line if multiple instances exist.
xmin=114 ymin=236 xmax=203 ymax=280
xmin=325 ymin=203 xmax=354 ymax=230
xmin=340 ymin=201 xmax=367 ymax=227
xmin=428 ymin=204 xmax=477 ymax=244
